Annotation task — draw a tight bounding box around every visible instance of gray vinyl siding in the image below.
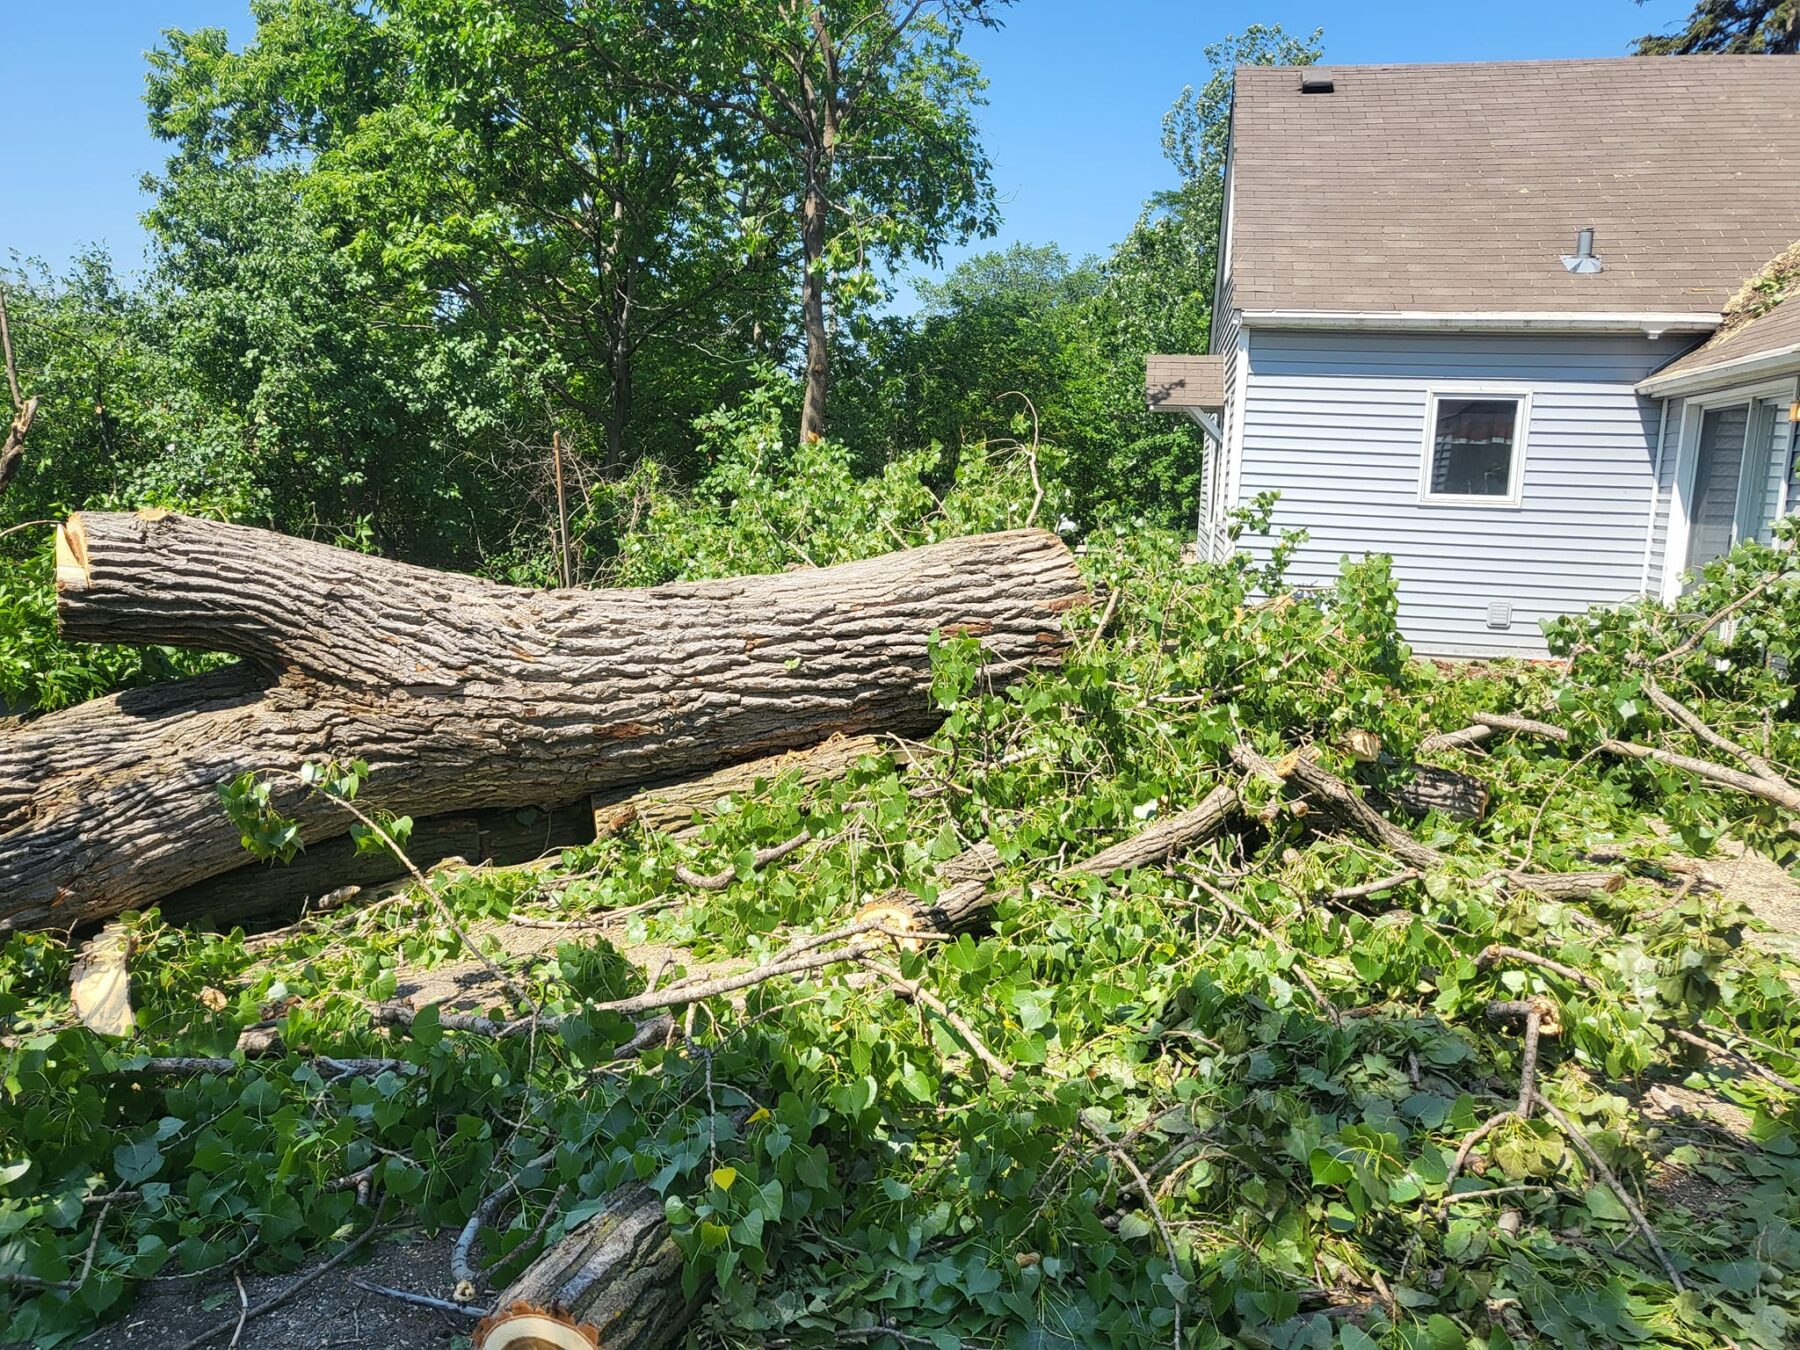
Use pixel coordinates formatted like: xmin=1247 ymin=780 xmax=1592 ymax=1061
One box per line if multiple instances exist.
xmin=1235 ymin=329 xmax=1688 ymax=658
xmin=1207 ymin=272 xmax=1244 ymax=547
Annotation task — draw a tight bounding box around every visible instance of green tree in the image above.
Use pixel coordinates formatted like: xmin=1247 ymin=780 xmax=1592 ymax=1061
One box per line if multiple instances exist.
xmin=634 ymin=0 xmax=1009 ymax=442
xmin=1634 ymin=0 xmax=1799 ymax=53
xmin=144 ymin=161 xmax=526 ymax=561
xmin=851 ymin=27 xmax=1327 ymax=528
xmin=1141 ymin=24 xmax=1323 ymax=353
xmin=840 ymin=244 xmax=1103 ymax=456
xmin=0 ymin=250 xmax=272 ymax=530
xmin=145 ymin=2 xmax=787 ymax=478
xmin=1079 ymin=24 xmax=1322 ymax=522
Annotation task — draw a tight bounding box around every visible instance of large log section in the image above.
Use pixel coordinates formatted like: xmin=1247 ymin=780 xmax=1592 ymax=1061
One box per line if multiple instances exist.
xmin=0 ymin=511 xmax=1088 ymax=931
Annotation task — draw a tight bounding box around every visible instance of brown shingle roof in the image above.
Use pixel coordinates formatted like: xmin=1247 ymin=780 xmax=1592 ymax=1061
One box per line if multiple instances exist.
xmin=1644 ymin=296 xmax=1800 ymax=388
xmin=1146 ymin=355 xmax=1224 ymax=411
xmin=1227 ymin=57 xmax=1800 ymax=316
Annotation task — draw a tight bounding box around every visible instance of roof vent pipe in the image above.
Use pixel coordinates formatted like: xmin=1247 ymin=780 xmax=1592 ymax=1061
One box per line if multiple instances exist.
xmin=1561 ymin=227 xmax=1603 ymax=275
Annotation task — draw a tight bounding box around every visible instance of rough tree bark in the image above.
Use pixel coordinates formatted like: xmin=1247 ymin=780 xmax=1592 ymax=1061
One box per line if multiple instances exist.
xmin=590 ymin=732 xmax=902 ymax=839
xmin=0 ymin=511 xmax=1087 ymax=931
xmin=474 ymin=1183 xmax=692 ymax=1350
xmin=160 ymin=800 xmax=598 ymax=930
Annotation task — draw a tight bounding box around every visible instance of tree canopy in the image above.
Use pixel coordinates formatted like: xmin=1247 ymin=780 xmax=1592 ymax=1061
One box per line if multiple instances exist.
xmin=1635 ymin=0 xmax=1800 ymax=54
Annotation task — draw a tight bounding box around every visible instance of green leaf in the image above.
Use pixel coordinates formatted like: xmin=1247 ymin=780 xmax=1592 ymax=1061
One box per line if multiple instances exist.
xmin=409 ymin=1002 xmax=442 ymax=1048
xmin=1583 ymin=1183 xmax=1630 ymax=1224
xmin=898 ymin=1061 xmax=935 ymax=1102
xmin=1309 ymin=1148 xmax=1353 ymax=1186
xmin=113 ymin=1138 xmax=162 ymax=1186
xmin=239 ymin=1077 xmax=282 ymax=1114
xmin=1012 ymin=989 xmax=1052 ymax=1032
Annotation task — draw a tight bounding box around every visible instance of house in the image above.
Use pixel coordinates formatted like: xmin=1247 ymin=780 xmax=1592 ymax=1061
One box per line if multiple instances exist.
xmin=1147 ymin=57 xmax=1800 ymax=657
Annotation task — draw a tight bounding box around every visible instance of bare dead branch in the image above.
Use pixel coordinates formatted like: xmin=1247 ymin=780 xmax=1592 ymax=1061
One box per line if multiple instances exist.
xmin=1655 ymin=568 xmax=1794 ymax=667
xmin=1476 ymin=944 xmax=1602 ymax=994
xmin=674 ymin=829 xmax=812 ymax=890
xmin=452 ymin=1147 xmax=558 ymax=1296
xmin=1642 ymin=676 xmax=1785 ymax=785
xmin=1329 ymin=870 xmax=1421 ymax=901
xmin=1081 ymin=1117 xmax=1183 ymax=1350
xmin=1531 ymin=1091 xmax=1685 ymax=1291
xmin=352 ymin=1279 xmax=488 ymax=1319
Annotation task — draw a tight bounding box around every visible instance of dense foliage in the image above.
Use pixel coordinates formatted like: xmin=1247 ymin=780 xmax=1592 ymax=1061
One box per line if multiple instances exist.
xmin=0 ymin=5 xmax=1327 ymax=745
xmin=5 ymin=461 xmax=1800 ymax=1347
xmin=1634 ymin=0 xmax=1800 ymax=55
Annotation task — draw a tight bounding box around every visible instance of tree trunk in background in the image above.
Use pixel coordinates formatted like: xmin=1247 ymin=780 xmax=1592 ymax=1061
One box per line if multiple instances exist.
xmin=797 ymin=161 xmax=831 ymax=442
xmin=0 ymin=511 xmax=1086 ymax=931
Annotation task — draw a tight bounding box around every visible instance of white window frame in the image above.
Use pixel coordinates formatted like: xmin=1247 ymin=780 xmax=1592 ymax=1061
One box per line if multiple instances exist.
xmin=1417 ymin=386 xmax=1532 ymax=508
xmin=1661 ymin=377 xmax=1795 ymax=603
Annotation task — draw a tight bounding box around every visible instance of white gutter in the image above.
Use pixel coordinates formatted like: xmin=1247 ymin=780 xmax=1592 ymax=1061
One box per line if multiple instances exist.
xmin=1239 ymin=308 xmax=1720 ymax=337
xmin=1637 ymin=344 xmax=1800 ymax=399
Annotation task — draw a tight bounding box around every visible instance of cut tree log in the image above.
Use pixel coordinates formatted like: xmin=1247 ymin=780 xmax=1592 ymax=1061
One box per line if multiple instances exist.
xmin=590 ymin=733 xmax=903 ymax=839
xmin=474 ymin=1183 xmax=692 ymax=1350
xmin=170 ymin=736 xmax=904 ymax=931
xmin=161 ymin=799 xmax=597 ymax=929
xmin=0 ymin=512 xmax=1087 ymax=931
xmin=1387 ymin=764 xmax=1490 ymax=822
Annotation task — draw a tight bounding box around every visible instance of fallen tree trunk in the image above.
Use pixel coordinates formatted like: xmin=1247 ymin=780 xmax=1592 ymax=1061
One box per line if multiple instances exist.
xmin=590 ymin=732 xmax=903 ymax=839
xmin=0 ymin=512 xmax=1087 ymax=931
xmin=159 ymin=799 xmax=597 ymax=929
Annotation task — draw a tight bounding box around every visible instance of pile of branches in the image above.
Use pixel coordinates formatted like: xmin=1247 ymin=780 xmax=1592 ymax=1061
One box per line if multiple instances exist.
xmin=4 ymin=516 xmax=1800 ymax=1350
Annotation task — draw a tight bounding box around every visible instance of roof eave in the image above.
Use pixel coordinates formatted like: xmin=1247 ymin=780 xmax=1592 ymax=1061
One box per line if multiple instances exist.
xmin=1238 ymin=308 xmax=1722 ymax=337
xmin=1637 ymin=344 xmax=1800 ymax=399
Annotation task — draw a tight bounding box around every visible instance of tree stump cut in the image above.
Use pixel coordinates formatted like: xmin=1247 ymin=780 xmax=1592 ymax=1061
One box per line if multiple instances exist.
xmin=474 ymin=1184 xmax=691 ymax=1350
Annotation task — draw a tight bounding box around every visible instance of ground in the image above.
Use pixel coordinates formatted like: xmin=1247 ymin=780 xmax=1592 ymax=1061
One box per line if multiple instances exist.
xmin=62 ymin=826 xmax=1800 ymax=1350
xmin=81 ymin=1229 xmax=470 ymax=1349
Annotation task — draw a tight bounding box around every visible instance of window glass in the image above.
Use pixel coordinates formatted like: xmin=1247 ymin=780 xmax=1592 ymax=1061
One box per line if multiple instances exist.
xmin=1685 ymin=403 xmax=1749 ymax=570
xmin=1427 ymin=398 xmax=1519 ymax=498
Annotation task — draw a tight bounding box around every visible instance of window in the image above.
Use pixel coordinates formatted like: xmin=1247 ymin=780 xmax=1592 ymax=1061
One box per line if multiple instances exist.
xmin=1420 ymin=392 xmax=1527 ymax=505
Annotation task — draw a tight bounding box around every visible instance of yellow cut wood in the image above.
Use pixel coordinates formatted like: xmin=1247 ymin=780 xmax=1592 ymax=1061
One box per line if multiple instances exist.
xmin=72 ymin=923 xmax=135 ymax=1037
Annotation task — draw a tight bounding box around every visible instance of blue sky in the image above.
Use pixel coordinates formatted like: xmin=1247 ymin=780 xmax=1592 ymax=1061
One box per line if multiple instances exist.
xmin=5 ymin=1 xmax=1693 ymax=296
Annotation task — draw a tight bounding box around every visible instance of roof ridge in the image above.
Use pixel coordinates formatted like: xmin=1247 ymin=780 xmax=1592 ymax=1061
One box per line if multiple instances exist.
xmin=1236 ymin=54 xmax=1794 ymax=75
